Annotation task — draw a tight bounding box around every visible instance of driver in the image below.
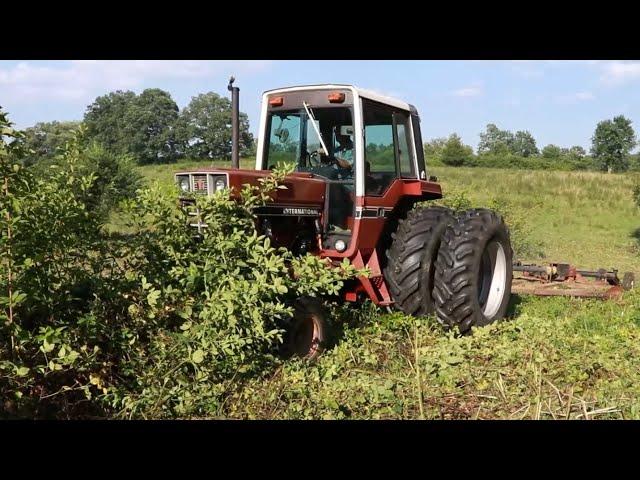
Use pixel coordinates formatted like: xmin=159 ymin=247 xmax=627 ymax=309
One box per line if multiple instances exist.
xmin=334 ymin=128 xmax=354 ymax=170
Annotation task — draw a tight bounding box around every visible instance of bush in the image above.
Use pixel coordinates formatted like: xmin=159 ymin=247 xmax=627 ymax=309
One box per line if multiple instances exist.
xmin=472 ymin=153 xmax=593 ymax=171
xmin=441 ymin=134 xmax=474 ymax=167
xmin=1 ymin=112 xmax=108 ymax=417
xmin=1 ymin=109 xmax=358 ymax=418
xmin=102 ymin=177 xmax=358 ymax=418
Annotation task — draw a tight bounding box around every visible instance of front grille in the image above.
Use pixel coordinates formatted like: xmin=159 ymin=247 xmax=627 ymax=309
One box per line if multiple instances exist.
xmin=192 ymin=175 xmax=208 ymax=193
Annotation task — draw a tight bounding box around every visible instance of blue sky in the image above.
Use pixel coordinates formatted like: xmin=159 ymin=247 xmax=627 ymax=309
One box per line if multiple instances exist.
xmin=2 ymin=60 xmax=640 ymax=152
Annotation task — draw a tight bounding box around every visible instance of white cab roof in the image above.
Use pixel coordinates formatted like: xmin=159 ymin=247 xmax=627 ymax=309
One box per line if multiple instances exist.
xmin=263 ymin=84 xmax=411 ymax=112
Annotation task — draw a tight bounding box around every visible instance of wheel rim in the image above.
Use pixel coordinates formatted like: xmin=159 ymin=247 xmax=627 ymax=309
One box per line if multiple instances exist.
xmin=478 ymin=239 xmax=507 ymax=318
xmin=290 ymin=313 xmax=319 ymax=358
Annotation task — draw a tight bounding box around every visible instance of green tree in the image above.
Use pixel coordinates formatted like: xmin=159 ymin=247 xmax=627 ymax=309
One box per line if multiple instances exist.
xmin=541 ymin=144 xmax=562 ymax=158
xmin=124 ymin=89 xmax=180 ymax=164
xmin=423 ymin=137 xmax=447 ymax=159
xmin=84 ymin=90 xmax=137 ymax=156
xmin=478 ymin=124 xmax=514 ymax=155
xmin=591 ymin=115 xmax=637 ymax=173
xmin=568 ymin=145 xmax=587 ymax=159
xmin=441 ymin=133 xmax=474 ymax=166
xmin=22 ymin=121 xmax=82 ymax=166
xmin=84 ymin=89 xmax=181 ymax=164
xmin=511 ymin=130 xmax=539 ymax=157
xmin=176 ymin=92 xmax=254 ymax=160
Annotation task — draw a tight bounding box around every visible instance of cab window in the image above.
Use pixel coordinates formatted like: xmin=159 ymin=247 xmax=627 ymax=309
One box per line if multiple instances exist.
xmin=363 ymin=99 xmax=415 ymax=195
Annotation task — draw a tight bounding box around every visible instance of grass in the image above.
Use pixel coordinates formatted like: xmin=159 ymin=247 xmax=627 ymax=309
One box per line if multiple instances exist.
xmin=221 ymin=290 xmax=640 ymax=419
xmin=430 ymin=166 xmax=640 ymax=272
xmin=128 ymin=160 xmax=640 ymax=419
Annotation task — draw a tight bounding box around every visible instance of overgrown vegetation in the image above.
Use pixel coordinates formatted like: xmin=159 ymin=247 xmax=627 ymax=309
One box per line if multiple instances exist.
xmin=222 ymin=290 xmax=640 ymax=419
xmin=0 ymin=109 xmax=356 ymax=418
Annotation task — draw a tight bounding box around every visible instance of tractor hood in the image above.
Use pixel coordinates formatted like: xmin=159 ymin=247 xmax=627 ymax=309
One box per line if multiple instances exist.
xmin=175 ymin=167 xmax=328 ymax=212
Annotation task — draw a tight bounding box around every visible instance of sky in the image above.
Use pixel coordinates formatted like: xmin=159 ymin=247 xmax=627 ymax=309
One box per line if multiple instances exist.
xmin=2 ymin=60 xmax=640 ymax=152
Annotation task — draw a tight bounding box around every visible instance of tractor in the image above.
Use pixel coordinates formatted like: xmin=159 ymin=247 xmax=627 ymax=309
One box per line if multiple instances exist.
xmin=175 ymin=80 xmax=513 ymax=359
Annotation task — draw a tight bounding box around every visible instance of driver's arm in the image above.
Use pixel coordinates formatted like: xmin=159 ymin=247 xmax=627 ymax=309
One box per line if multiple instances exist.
xmin=335 ymin=148 xmax=353 ymax=169
xmin=335 ymin=157 xmax=352 ymax=169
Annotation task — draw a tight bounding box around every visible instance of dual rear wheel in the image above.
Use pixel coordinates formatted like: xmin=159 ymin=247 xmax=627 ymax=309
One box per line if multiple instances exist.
xmin=385 ymin=206 xmax=513 ymax=333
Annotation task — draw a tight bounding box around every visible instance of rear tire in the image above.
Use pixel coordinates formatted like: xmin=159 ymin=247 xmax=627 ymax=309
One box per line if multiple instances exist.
xmin=433 ymin=209 xmax=513 ymax=333
xmin=384 ymin=206 xmax=455 ymax=316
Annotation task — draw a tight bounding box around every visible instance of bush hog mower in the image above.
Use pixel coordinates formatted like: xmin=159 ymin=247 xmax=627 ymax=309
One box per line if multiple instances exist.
xmin=175 ymin=79 xmax=634 ymax=360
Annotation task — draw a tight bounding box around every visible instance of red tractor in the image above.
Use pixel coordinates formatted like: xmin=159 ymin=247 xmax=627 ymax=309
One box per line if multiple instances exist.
xmin=176 ymin=80 xmax=513 ymax=359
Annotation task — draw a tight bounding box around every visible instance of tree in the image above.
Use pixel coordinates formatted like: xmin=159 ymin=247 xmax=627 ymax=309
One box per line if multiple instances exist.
xmin=84 ymin=89 xmax=181 ymax=164
xmin=84 ymin=90 xmax=137 ymax=156
xmin=124 ymin=89 xmax=180 ymax=164
xmin=478 ymin=124 xmax=514 ymax=155
xmin=176 ymin=92 xmax=254 ymax=160
xmin=541 ymin=144 xmax=562 ymax=158
xmin=441 ymin=133 xmax=474 ymax=166
xmin=423 ymin=137 xmax=447 ymax=159
xmin=566 ymin=145 xmax=586 ymax=159
xmin=591 ymin=115 xmax=637 ymax=173
xmin=22 ymin=121 xmax=82 ymax=166
xmin=511 ymin=130 xmax=539 ymax=157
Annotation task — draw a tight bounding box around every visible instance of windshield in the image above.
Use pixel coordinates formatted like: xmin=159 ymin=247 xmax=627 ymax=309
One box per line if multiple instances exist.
xmin=262 ymin=106 xmax=355 ymax=181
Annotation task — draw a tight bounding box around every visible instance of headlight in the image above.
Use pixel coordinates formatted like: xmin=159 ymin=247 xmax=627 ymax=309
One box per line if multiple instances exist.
xmin=214 ymin=176 xmax=227 ymax=192
xmin=176 ymin=175 xmax=190 ymax=192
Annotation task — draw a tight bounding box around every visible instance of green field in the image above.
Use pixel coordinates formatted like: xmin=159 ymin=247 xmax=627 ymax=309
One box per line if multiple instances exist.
xmin=130 ymin=160 xmax=640 ymax=419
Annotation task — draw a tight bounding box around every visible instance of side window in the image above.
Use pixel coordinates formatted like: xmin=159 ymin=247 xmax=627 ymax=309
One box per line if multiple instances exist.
xmin=363 ymin=100 xmax=415 ymax=195
xmin=265 ymin=113 xmax=301 ymax=170
xmin=363 ymin=101 xmax=397 ymax=195
xmin=395 ymin=113 xmax=415 ymax=177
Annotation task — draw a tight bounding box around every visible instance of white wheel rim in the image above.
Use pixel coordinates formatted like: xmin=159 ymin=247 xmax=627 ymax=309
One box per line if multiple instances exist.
xmin=478 ymin=240 xmax=507 ymax=319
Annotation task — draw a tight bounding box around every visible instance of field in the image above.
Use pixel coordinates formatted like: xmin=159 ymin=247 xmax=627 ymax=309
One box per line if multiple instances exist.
xmin=130 ymin=160 xmax=640 ymax=419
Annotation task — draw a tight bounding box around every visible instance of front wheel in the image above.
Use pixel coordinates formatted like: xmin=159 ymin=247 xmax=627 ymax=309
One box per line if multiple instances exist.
xmin=283 ymin=297 xmax=328 ymax=361
xmin=433 ymin=209 xmax=513 ymax=333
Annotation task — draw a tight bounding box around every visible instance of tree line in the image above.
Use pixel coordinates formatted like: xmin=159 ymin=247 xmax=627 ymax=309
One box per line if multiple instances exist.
xmin=22 ymin=88 xmax=254 ymax=166
xmin=18 ymin=89 xmax=640 ymax=173
xmin=428 ymin=116 xmax=639 ymax=173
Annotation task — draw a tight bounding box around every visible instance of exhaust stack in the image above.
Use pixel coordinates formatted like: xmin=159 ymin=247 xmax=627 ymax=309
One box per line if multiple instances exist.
xmin=228 ymin=76 xmax=240 ymax=169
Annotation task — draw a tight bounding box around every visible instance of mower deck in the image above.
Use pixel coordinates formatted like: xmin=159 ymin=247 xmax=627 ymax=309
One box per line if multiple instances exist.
xmin=511 ymin=262 xmax=635 ymax=300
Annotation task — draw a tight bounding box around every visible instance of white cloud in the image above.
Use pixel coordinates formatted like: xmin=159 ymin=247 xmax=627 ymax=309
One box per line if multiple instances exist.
xmin=574 ymin=91 xmax=595 ymax=100
xmin=0 ymin=60 xmax=272 ymax=105
xmin=598 ymin=61 xmax=640 ymax=85
xmin=509 ymin=60 xmax=545 ymax=79
xmin=452 ymin=85 xmax=483 ymax=97
xmin=556 ymin=91 xmax=595 ymax=104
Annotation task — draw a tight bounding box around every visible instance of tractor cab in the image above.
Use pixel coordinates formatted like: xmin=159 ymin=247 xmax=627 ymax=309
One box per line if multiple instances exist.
xmin=255 ymin=84 xmax=440 ymax=255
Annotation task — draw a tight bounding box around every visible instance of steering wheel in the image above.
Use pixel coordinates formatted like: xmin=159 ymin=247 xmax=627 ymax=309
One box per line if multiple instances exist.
xmin=310 ymin=149 xmax=330 ymax=168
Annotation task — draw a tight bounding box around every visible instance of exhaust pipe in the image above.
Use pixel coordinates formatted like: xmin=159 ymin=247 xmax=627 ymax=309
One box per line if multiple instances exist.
xmin=228 ymin=76 xmax=240 ymax=169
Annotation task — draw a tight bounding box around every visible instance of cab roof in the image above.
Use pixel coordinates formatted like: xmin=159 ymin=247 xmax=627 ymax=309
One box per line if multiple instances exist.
xmin=263 ymin=84 xmax=412 ymax=112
